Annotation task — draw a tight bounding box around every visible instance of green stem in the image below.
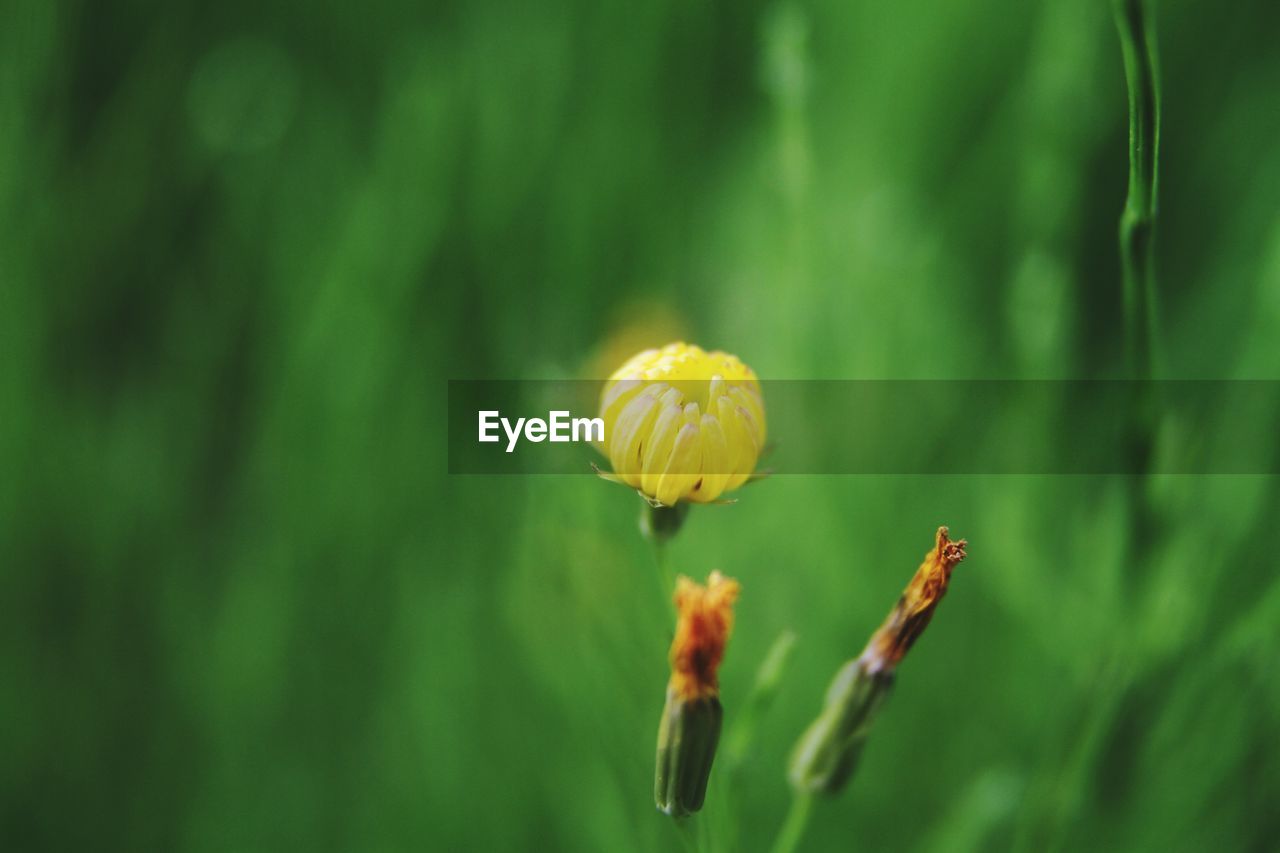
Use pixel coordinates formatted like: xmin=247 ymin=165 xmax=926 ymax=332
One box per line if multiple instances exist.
xmin=675 ymin=817 xmax=701 ymax=853
xmin=1113 ymin=0 xmax=1163 ymax=593
xmin=651 ymin=539 xmax=674 ymax=606
xmin=1011 ymin=8 xmax=1163 ymax=850
xmin=1114 ymin=0 xmax=1163 ymax=596
xmin=770 ymin=794 xmax=815 ymax=853
xmin=642 ymin=502 xmax=688 ymax=610
xmin=1112 ymin=0 xmax=1161 ymax=381
xmin=1013 ymin=9 xmax=1162 ymax=849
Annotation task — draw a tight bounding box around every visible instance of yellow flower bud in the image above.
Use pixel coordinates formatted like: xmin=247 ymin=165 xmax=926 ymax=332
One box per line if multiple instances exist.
xmin=598 ymin=342 xmax=766 ymax=507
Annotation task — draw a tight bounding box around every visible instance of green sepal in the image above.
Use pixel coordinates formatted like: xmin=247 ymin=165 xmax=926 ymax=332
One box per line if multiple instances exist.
xmin=787 ymin=659 xmax=893 ymax=794
xmin=654 ymin=689 xmax=723 ymax=817
xmin=641 ymin=501 xmax=690 ymax=543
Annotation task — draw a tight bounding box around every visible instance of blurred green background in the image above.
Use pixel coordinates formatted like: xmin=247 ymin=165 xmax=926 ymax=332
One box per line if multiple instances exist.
xmin=3 ymin=0 xmax=1279 ymax=850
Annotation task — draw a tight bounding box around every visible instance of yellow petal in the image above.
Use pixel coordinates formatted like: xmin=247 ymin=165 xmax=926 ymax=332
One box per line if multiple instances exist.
xmin=609 ymin=387 xmax=663 ymax=484
xmin=656 ymin=422 xmax=702 ymax=507
xmin=689 ymin=413 xmax=730 ymax=502
xmin=641 ymin=404 xmax=684 ymax=497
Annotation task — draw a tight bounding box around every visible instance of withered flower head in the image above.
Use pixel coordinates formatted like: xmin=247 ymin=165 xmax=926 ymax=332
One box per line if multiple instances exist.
xmin=788 ymin=526 xmax=969 ymax=796
xmin=669 ymin=570 xmax=741 ymax=700
xmin=655 ymin=570 xmax=741 ymax=817
xmin=863 ymin=526 xmax=967 ymax=672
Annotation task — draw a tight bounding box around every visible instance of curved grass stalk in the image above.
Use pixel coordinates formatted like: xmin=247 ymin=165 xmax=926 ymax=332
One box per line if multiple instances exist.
xmin=1013 ymin=8 xmax=1164 ymax=850
xmin=1113 ymin=0 xmax=1161 ymax=380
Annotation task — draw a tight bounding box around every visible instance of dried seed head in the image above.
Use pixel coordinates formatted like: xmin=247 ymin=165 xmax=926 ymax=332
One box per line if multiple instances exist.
xmin=863 ymin=526 xmax=967 ymax=673
xmin=788 ymin=527 xmax=967 ymax=795
xmin=669 ymin=571 xmax=741 ymax=701
xmin=654 ymin=571 xmax=740 ymax=817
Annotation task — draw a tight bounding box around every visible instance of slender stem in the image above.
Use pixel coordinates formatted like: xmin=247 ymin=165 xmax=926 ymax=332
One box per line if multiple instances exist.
xmin=1013 ymin=8 xmax=1163 ymax=849
xmin=1114 ymin=0 xmax=1163 ymax=594
xmin=651 ymin=539 xmax=674 ymax=606
xmin=1113 ymin=0 xmax=1163 ymax=593
xmin=675 ymin=817 xmax=700 ymax=853
xmin=770 ymin=793 xmax=815 ymax=853
xmin=1112 ymin=0 xmax=1161 ymax=381
xmin=1014 ymin=7 xmax=1162 ymax=848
